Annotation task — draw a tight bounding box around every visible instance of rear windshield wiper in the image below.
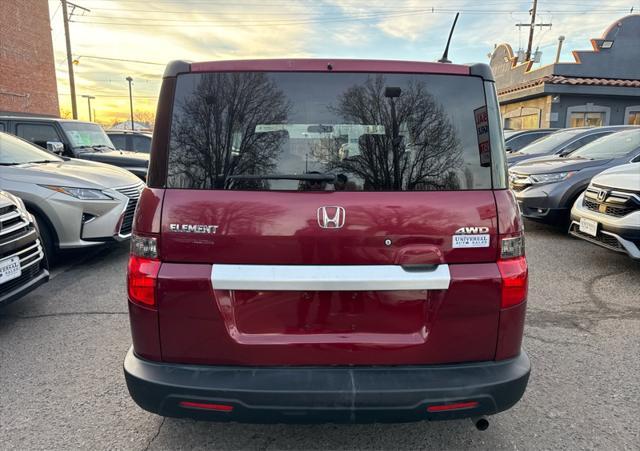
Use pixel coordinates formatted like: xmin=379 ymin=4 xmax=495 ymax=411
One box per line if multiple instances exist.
xmin=226 ymin=173 xmax=336 ymax=187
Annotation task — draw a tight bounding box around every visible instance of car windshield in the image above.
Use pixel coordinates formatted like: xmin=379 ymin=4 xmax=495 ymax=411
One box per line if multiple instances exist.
xmin=0 ymin=132 xmax=63 ymax=165
xmin=519 ymin=129 xmax=584 ymax=155
xmin=571 ymin=130 xmax=640 ymax=159
xmin=61 ymin=122 xmax=115 ymax=150
xmin=167 ymin=72 xmax=494 ymax=191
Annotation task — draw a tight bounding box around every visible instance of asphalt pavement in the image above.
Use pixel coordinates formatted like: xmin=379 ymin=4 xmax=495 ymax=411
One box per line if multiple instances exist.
xmin=1 ymin=220 xmax=639 ymax=450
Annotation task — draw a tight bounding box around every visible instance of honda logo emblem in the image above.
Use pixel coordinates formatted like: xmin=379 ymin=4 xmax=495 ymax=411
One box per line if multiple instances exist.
xmin=317 ymin=206 xmax=346 ymax=229
xmin=597 ymin=189 xmax=609 ymax=202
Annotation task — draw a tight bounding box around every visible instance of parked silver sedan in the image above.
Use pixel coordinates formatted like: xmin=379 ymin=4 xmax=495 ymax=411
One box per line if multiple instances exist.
xmin=0 ymin=132 xmax=144 ymax=259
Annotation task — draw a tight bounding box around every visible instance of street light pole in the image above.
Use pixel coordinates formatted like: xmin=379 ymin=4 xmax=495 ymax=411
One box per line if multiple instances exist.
xmin=81 ymin=95 xmax=95 ymax=122
xmin=126 ymin=76 xmax=134 ymax=130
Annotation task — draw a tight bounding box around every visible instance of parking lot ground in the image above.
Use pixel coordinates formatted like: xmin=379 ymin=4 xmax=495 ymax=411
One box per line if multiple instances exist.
xmin=1 ymin=220 xmax=639 ymax=450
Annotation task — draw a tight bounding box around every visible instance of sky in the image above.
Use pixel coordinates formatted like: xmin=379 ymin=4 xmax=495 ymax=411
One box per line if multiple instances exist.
xmin=48 ymin=0 xmax=640 ymax=125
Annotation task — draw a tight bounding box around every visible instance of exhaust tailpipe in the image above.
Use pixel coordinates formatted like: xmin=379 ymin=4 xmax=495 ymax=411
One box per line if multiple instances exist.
xmin=471 ymin=416 xmax=489 ymax=431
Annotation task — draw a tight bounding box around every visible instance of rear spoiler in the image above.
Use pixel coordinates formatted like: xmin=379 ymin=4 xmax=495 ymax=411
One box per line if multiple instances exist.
xmin=162 ymin=59 xmax=495 ymax=82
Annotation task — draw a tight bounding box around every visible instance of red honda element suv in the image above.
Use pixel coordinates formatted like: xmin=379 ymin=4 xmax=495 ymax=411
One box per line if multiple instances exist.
xmin=124 ymin=59 xmax=529 ymax=426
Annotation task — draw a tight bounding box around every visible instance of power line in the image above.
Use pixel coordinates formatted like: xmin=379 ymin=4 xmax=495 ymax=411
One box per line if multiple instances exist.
xmin=59 ymin=93 xmax=158 ymax=99
xmin=71 ymin=7 xmax=635 ymax=28
xmin=74 ymin=55 xmax=165 ymax=65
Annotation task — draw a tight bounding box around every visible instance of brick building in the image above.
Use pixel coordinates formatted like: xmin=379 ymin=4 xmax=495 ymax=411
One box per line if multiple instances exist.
xmin=0 ymin=0 xmax=59 ymax=117
xmin=490 ymin=14 xmax=640 ymax=130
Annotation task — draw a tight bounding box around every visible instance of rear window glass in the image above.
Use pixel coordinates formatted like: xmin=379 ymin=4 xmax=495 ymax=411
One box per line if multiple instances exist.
xmin=167 ymin=72 xmax=492 ymax=191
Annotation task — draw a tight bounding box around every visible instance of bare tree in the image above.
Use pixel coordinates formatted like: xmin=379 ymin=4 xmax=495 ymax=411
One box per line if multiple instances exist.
xmin=326 ymin=75 xmax=463 ymax=190
xmin=168 ymin=73 xmax=290 ymax=189
xmin=134 ymin=110 xmax=156 ymax=128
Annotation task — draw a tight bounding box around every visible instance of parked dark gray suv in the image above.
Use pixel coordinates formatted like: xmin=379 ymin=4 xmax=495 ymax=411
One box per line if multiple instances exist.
xmin=0 ymin=116 xmax=149 ymax=180
xmin=510 ymin=128 xmax=640 ymax=224
xmin=506 ymin=126 xmax=634 ymax=167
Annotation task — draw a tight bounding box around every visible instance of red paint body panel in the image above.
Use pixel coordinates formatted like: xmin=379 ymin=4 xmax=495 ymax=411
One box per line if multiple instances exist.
xmin=494 ymin=189 xmax=524 ymax=235
xmin=496 ymin=301 xmax=527 ymax=360
xmin=127 ymin=301 xmax=161 ymax=361
xmin=160 ymin=190 xmax=498 ymax=265
xmin=191 ymin=59 xmax=470 ymax=75
xmin=156 ymin=261 xmax=501 ymax=365
xmin=133 ymin=188 xmax=164 ymax=236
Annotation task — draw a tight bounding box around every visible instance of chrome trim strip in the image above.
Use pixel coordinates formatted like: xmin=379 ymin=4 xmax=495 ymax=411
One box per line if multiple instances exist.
xmin=0 ymin=219 xmax=30 ymax=237
xmin=20 ymin=253 xmax=44 ymax=270
xmin=211 ymin=264 xmax=451 ymax=291
xmin=15 ymin=242 xmax=40 ymax=257
xmin=590 ymin=185 xmax=640 ymax=202
xmin=0 ymin=229 xmax=36 ymax=246
xmin=0 ymin=210 xmax=21 ymax=222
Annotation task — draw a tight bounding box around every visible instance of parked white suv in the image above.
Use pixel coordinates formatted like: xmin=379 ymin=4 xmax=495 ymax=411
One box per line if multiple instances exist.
xmin=570 ymin=162 xmax=640 ymax=260
xmin=0 ymin=132 xmax=144 ymax=259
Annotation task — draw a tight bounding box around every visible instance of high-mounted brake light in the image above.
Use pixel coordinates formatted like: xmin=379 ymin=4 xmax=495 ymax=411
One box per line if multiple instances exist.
xmin=497 ymin=256 xmax=528 ymax=309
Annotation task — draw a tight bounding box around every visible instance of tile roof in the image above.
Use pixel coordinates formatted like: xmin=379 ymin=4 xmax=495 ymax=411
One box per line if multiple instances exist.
xmin=498 ymin=75 xmax=640 ymax=96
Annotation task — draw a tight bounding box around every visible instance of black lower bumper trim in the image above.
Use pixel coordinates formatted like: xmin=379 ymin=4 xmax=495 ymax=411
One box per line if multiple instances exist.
xmin=0 ymin=268 xmax=49 ymax=307
xmin=124 ymin=348 xmax=530 ymax=423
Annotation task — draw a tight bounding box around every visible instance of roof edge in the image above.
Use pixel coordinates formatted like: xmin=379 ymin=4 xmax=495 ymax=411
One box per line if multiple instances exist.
xmin=468 ymin=63 xmax=495 ymax=81
xmin=163 ymin=60 xmax=191 ymax=78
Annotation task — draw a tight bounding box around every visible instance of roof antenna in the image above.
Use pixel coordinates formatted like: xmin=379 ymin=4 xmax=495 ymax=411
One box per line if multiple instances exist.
xmin=438 ymin=12 xmax=460 ymax=63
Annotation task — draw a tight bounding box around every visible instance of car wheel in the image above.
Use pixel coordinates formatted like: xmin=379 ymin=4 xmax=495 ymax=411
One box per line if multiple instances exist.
xmin=33 ymin=214 xmax=56 ymax=265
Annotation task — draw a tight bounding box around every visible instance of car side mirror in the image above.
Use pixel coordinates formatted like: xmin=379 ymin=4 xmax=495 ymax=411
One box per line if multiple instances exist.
xmin=46 ymin=141 xmax=64 ymax=155
xmin=505 ymin=146 xmax=513 ymax=153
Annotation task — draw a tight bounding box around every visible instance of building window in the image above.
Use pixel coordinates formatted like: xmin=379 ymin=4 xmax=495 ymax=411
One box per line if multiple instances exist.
xmin=504 ymin=114 xmax=540 ymax=130
xmin=569 ymin=112 xmax=606 ymax=127
xmin=627 ymin=112 xmax=640 ymax=125
xmin=566 ymin=104 xmax=610 ymax=127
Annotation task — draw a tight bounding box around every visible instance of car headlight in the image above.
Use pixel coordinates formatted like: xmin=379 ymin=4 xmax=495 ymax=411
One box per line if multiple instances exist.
xmin=529 ymin=171 xmax=576 ymax=184
xmin=41 ymin=185 xmax=113 ymax=200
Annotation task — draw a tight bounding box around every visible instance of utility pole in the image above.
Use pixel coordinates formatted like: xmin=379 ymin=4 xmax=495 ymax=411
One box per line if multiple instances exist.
xmin=60 ymin=1 xmax=90 ymax=119
xmin=525 ymin=0 xmax=538 ymax=62
xmin=126 ymin=77 xmax=134 ymax=130
xmin=555 ymin=36 xmax=565 ymax=63
xmin=515 ymin=0 xmax=551 ymax=62
xmin=81 ymin=95 xmax=95 ymax=121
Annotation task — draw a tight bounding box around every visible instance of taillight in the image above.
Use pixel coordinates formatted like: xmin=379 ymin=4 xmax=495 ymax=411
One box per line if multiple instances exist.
xmin=497 ymin=256 xmax=528 ymax=309
xmin=127 ymin=256 xmax=160 ymax=307
xmin=500 ymin=235 xmax=525 ymax=260
xmin=498 ymin=233 xmax=527 ymax=309
xmin=128 ymin=234 xmax=160 ymax=307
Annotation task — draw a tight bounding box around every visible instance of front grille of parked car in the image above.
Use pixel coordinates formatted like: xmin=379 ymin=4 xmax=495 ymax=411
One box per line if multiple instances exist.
xmin=570 ymin=223 xmax=624 ymax=251
xmin=116 ymin=183 xmax=144 ymax=236
xmin=583 ymin=186 xmax=640 ymax=218
xmin=0 ymin=239 xmax=45 ymax=295
xmin=0 ymin=205 xmax=32 ymax=244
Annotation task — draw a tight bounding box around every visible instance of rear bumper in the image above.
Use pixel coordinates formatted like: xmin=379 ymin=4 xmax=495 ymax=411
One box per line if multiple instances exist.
xmin=124 ymin=347 xmax=530 ymax=423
